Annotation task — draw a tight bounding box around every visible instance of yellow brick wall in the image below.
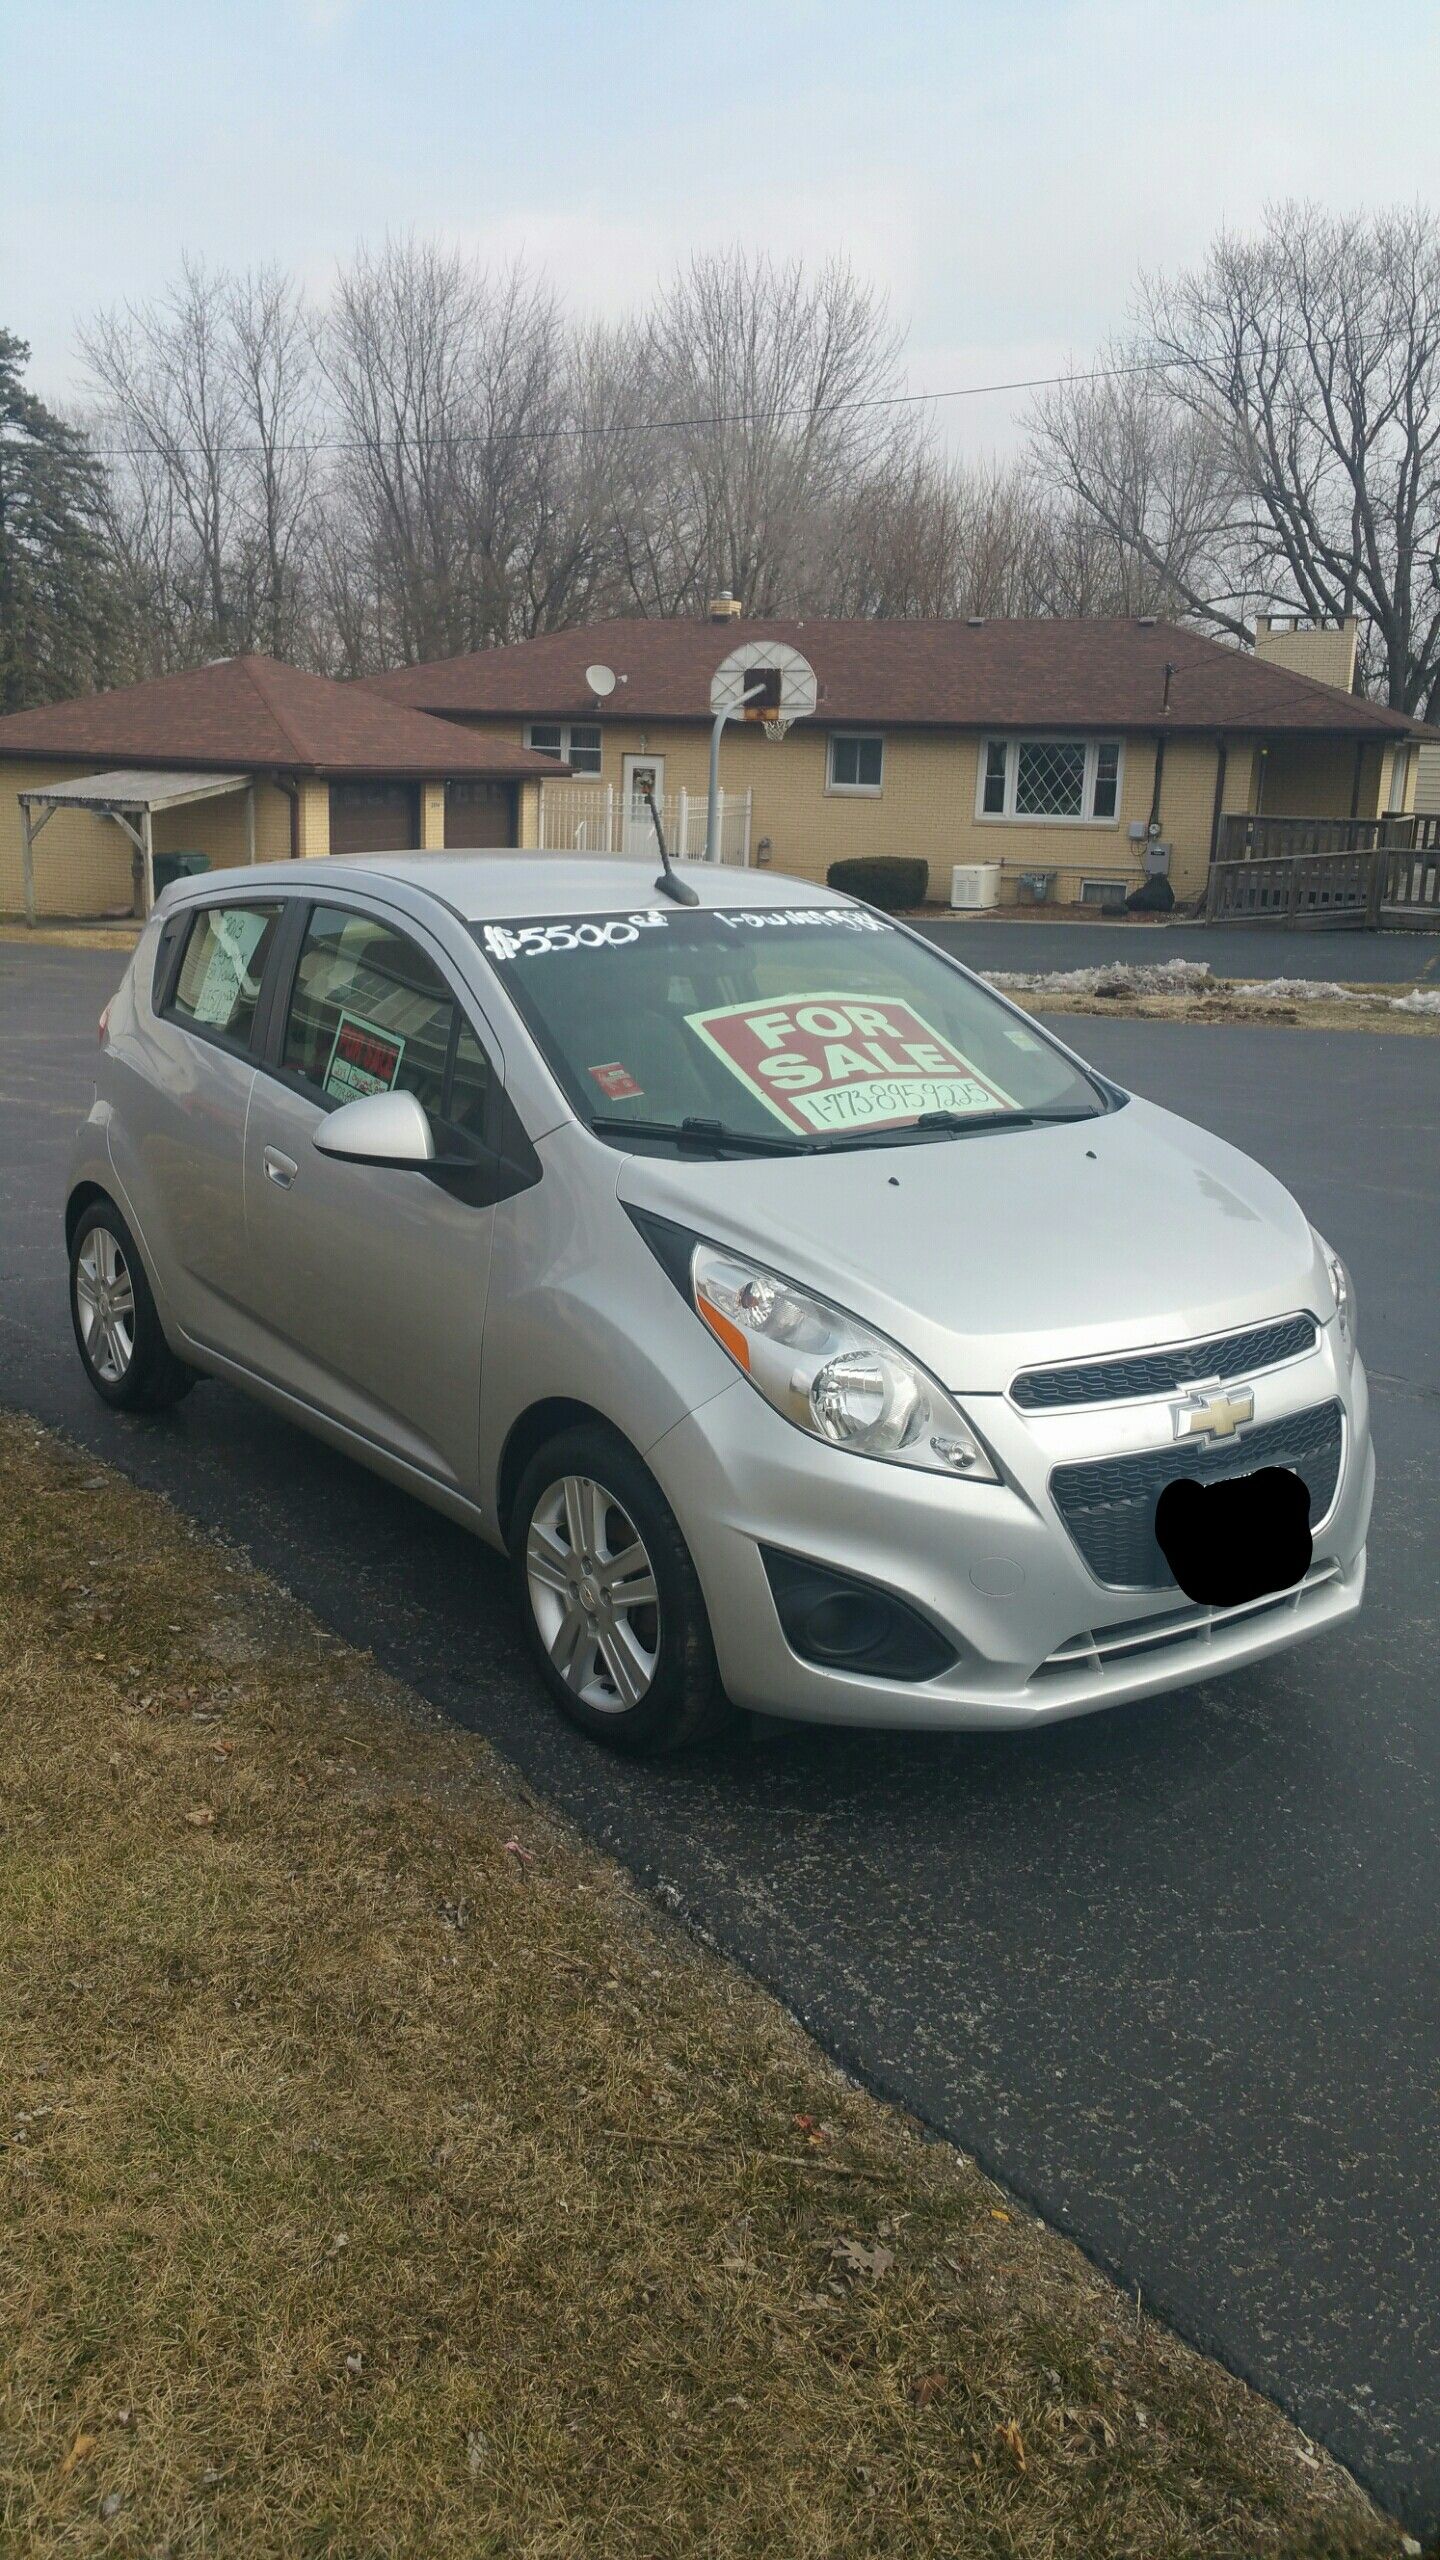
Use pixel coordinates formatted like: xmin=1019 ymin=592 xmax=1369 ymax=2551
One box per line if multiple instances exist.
xmin=1 ymin=764 xmax=292 ymax=918
xmin=420 ymin=782 xmax=446 ymax=849
xmin=446 ymin=716 xmax=1256 ymax=903
xmin=295 ymin=779 xmax=330 ymax=860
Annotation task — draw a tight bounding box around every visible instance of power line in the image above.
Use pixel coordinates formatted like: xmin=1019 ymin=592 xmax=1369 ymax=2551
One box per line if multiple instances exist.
xmin=82 ymin=351 xmax=1169 ymax=466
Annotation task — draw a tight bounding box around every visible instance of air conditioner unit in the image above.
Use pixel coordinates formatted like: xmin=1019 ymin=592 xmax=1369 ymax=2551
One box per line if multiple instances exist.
xmin=949 ymin=861 xmax=1002 ymax=909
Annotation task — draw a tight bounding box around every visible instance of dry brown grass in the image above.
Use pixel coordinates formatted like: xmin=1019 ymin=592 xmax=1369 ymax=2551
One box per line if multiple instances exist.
xmin=0 ymin=1413 xmax=1403 ymax=2558
xmin=0 ymin=923 xmax=142 ymax=949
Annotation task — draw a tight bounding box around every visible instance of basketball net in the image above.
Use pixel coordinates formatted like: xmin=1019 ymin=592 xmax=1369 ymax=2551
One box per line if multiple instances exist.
xmin=762 ymin=717 xmax=792 ymax=743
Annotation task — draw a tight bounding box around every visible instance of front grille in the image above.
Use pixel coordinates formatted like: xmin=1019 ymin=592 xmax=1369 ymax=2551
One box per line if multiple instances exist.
xmin=1011 ymin=1313 xmax=1317 ymax=1410
xmin=1050 ymin=1399 xmax=1344 ymax=1589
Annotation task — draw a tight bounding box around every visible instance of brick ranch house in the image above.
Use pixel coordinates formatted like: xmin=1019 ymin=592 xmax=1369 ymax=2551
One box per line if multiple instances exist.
xmin=0 ymin=654 xmax=561 ymax=920
xmin=365 ymin=607 xmax=1432 ymax=908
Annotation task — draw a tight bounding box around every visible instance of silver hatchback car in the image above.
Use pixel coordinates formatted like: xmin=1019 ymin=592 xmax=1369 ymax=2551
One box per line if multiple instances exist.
xmin=67 ymin=854 xmax=1371 ymax=1753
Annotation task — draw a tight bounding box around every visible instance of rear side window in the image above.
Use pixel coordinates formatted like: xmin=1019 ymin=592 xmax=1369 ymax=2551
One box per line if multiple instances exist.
xmin=169 ymin=903 xmax=281 ymax=1045
xmin=282 ymin=905 xmax=491 ymax=1138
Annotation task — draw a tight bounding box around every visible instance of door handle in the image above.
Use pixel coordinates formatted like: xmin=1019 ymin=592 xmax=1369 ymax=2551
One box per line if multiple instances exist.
xmin=263 ymin=1146 xmax=298 ymax=1190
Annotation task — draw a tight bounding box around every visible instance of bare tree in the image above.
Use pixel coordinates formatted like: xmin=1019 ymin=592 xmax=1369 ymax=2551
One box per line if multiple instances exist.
xmin=82 ymin=257 xmax=322 ymax=669
xmin=1030 ymin=354 xmax=1253 ymax=630
xmin=1033 ymin=206 xmax=1440 ymax=708
xmin=83 ymin=258 xmax=244 ymax=658
xmin=225 ymin=267 xmax=321 ymax=660
xmin=321 ymin=239 xmax=584 ymax=663
xmin=607 ymin=251 xmax=908 ymax=616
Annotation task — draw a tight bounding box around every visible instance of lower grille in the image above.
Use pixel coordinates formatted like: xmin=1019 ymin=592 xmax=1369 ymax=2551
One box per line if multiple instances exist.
xmin=1050 ymin=1399 xmax=1345 ymax=1590
xmin=1035 ymin=1560 xmax=1343 ymax=1680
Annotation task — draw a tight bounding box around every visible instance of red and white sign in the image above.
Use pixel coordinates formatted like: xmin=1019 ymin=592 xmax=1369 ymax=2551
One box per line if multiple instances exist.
xmin=685 ymin=990 xmax=1015 ymax=1136
xmin=588 ymin=1060 xmax=644 ymax=1101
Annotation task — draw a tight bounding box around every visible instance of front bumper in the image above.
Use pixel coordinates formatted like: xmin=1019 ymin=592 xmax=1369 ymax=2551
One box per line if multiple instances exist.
xmin=646 ymin=1338 xmax=1373 ymax=1730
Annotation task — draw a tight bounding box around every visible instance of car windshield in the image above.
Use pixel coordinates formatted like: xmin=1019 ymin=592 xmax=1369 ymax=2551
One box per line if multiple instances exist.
xmin=473 ymin=902 xmax=1109 ymax=1150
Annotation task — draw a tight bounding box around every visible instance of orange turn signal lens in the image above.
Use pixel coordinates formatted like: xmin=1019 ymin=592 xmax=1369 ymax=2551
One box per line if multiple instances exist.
xmin=695 ymin=1291 xmax=752 ymax=1372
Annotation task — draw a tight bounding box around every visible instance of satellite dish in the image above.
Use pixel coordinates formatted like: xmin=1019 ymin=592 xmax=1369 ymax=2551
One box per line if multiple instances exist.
xmin=585 ymin=663 xmax=618 ymax=699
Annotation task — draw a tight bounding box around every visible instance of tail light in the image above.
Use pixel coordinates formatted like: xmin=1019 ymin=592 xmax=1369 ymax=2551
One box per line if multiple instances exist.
xmin=98 ymin=1001 xmax=112 ymax=1045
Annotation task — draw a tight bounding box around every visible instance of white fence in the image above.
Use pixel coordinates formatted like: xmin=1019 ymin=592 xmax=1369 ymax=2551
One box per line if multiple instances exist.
xmin=536 ymin=782 xmax=752 ymax=866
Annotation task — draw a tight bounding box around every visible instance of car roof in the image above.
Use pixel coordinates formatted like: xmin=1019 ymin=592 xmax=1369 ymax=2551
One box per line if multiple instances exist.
xmin=165 ymin=851 xmax=853 ymax=924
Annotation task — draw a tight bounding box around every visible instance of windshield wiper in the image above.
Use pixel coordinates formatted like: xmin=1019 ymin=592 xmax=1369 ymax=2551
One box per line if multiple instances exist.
xmin=588 ymin=1113 xmax=812 ymax=1156
xmin=815 ymin=1105 xmax=1101 ymax=1151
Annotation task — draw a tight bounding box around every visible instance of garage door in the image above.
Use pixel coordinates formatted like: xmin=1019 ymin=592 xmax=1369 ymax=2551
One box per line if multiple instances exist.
xmin=329 ymin=782 xmax=419 ymax=857
xmin=446 ymin=782 xmax=515 ymax=848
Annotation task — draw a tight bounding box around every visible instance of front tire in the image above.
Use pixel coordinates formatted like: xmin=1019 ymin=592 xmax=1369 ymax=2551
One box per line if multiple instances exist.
xmin=511 ymin=1425 xmax=730 ymax=1755
xmin=69 ymin=1199 xmax=196 ymax=1413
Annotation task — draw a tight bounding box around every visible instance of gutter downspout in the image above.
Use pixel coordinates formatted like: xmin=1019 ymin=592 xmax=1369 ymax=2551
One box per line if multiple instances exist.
xmin=1208 ymin=738 xmax=1229 ymax=870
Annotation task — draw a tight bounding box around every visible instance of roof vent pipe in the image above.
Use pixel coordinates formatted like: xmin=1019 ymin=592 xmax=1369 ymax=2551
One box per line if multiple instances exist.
xmin=967 ymin=616 xmax=985 ymax=629
xmin=708 ymin=590 xmax=743 ymax=621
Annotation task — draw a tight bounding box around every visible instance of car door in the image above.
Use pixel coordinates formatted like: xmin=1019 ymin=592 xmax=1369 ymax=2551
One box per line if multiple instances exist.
xmin=238 ymin=897 xmax=501 ymax=1496
xmin=124 ymin=896 xmax=284 ymax=1353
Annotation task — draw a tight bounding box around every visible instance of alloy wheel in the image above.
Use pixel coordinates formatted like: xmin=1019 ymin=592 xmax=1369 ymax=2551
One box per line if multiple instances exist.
xmin=75 ymin=1229 xmax=137 ymax=1384
xmin=525 ymin=1474 xmax=661 ymax=1713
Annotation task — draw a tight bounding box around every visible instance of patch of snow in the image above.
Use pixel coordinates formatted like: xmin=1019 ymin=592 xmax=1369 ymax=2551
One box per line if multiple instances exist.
xmin=984 ymin=959 xmax=1215 ymax=997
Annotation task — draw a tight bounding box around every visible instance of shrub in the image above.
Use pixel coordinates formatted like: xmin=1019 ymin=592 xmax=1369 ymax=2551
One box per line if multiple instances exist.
xmin=825 ymin=856 xmax=930 ymax=911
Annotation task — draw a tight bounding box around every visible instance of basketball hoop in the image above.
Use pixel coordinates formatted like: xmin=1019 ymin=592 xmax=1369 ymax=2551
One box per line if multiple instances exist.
xmin=762 ymin=716 xmax=792 ymax=744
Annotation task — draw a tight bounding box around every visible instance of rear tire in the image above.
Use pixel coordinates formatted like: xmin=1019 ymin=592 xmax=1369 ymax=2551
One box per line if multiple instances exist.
xmin=511 ymin=1424 xmax=730 ymax=1755
xmin=69 ymin=1198 xmax=196 ymax=1413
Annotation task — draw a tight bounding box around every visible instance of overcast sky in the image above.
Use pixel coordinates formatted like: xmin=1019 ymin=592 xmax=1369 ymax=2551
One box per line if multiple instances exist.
xmin=6 ymin=0 xmax=1440 ymax=454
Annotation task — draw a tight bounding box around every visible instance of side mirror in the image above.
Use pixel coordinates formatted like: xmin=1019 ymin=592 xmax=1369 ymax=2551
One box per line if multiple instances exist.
xmin=313 ymin=1088 xmax=436 ymax=1169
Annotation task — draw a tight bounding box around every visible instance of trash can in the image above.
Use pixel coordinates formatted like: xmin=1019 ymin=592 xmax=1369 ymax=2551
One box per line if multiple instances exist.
xmin=152 ymin=852 xmax=211 ymax=897
xmin=1017 ymin=869 xmax=1055 ymax=904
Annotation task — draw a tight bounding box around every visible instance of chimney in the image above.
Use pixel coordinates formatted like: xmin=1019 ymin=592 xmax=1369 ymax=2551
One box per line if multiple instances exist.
xmin=707 ymin=590 xmax=743 ymax=622
xmin=1253 ymin=613 xmax=1358 ymax=695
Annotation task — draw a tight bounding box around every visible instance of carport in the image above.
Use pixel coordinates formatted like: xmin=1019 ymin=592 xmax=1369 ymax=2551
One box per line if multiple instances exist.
xmin=16 ymin=768 xmax=253 ymax=924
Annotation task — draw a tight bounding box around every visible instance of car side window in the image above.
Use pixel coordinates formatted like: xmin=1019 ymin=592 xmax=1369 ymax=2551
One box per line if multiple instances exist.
xmin=169 ymin=903 xmax=281 ymax=1048
xmin=282 ymin=905 xmax=492 ymax=1137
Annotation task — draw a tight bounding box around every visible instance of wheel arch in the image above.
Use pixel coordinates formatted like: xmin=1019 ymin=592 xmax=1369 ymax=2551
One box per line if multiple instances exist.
xmin=65 ymin=1180 xmax=116 ymax=1251
xmin=496 ymin=1398 xmax=637 ymax=1551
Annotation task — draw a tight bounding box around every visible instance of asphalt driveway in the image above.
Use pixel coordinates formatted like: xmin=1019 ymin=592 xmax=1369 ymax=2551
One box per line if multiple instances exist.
xmin=1 ymin=941 xmax=1436 ymax=2536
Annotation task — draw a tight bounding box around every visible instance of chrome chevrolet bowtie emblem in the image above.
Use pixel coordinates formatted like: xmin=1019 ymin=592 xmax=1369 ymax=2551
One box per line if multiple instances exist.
xmin=1172 ymin=1384 xmax=1255 ymax=1442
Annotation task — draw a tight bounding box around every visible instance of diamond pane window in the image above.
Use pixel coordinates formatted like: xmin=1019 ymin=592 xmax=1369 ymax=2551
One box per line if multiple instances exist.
xmin=1093 ymin=742 xmax=1120 ymax=818
xmin=1016 ymin=740 xmax=1087 ymax=817
xmin=979 ymin=737 xmax=1124 ymax=822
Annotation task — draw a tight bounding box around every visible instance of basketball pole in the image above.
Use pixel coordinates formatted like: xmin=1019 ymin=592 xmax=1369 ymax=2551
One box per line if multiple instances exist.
xmin=705 ymin=679 xmax=766 ymax=864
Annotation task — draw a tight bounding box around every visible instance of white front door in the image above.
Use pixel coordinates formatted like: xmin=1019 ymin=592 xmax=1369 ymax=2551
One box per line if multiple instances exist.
xmin=622 ymin=753 xmax=665 ymax=858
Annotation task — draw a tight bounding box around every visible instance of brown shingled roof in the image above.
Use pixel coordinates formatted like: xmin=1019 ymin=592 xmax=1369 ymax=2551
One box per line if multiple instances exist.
xmin=363 ymin=615 xmax=1429 ymax=739
xmin=0 ymin=654 xmax=562 ymax=779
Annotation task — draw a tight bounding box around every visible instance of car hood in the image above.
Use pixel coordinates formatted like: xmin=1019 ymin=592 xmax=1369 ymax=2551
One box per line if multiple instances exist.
xmin=613 ymin=1096 xmax=1326 ymax=1394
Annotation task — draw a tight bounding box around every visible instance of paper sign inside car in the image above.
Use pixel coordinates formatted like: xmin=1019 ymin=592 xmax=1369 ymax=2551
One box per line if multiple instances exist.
xmin=324 ymin=1011 xmax=406 ymax=1104
xmin=685 ymin=990 xmax=1015 ymax=1135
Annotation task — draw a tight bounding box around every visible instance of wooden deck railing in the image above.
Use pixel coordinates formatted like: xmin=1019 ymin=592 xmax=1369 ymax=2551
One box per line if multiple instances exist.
xmin=1217 ymin=813 xmax=1440 ymax=862
xmin=1206 ymin=843 xmax=1440 ymax=925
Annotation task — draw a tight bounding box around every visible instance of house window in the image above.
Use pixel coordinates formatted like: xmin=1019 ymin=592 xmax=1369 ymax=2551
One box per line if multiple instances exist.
xmin=828 ymin=733 xmax=884 ymax=793
xmin=524 ymin=720 xmax=603 ymax=776
xmin=977 ymin=736 xmax=1124 ymax=824
xmin=1387 ymin=745 xmax=1412 ymax=812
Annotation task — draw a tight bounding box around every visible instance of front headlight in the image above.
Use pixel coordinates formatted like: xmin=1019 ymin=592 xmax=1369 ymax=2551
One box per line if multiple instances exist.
xmin=1311 ymin=1227 xmax=1356 ymax=1358
xmin=689 ymin=1241 xmax=998 ymax=1478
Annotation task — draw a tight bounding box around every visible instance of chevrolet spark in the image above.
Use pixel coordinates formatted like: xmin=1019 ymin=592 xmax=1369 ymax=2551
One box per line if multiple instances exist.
xmin=67 ymin=854 xmax=1371 ymax=1754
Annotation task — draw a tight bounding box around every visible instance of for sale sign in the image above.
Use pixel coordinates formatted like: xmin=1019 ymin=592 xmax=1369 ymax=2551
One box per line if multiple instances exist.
xmin=685 ymin=990 xmax=1015 ymax=1136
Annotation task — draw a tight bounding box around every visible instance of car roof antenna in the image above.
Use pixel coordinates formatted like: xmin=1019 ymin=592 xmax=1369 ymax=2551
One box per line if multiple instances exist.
xmin=643 ymin=782 xmax=699 ymax=906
